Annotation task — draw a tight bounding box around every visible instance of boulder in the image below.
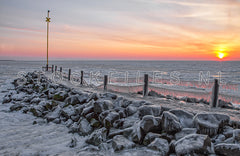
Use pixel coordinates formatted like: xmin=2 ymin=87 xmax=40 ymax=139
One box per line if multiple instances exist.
xmin=86 ymin=93 xmax=99 ymax=102
xmin=86 ymin=128 xmax=107 ymax=146
xmin=101 ymin=92 xmax=117 ymax=100
xmin=174 ymin=134 xmax=212 ymax=155
xmin=148 ymin=138 xmax=169 ymax=156
xmin=174 ymin=128 xmax=197 ymax=140
xmin=112 ymin=135 xmax=135 ymax=151
xmin=10 ymin=104 xmax=23 ymax=111
xmin=53 ymin=91 xmax=68 ymax=101
xmin=2 ymin=96 xmax=11 ymax=104
xmin=78 ymin=93 xmax=88 ymax=104
xmin=61 ymin=105 xmax=76 ymax=119
xmin=143 ymin=132 xmax=161 ymax=145
xmin=169 ymin=109 xmax=194 ymax=128
xmin=125 ymin=105 xmax=138 ymax=116
xmin=138 ymin=105 xmax=162 ymax=119
xmin=140 ymin=115 xmax=161 ymax=134
xmin=162 ymin=112 xmax=182 ymax=134
xmin=64 ymin=95 xmax=80 ymax=106
xmin=81 ymin=106 xmax=94 ymax=117
xmin=78 ymin=118 xmax=93 ymax=135
xmin=94 ymin=100 xmax=113 ymax=114
xmin=215 ymin=143 xmax=240 ymax=156
xmin=45 ymin=106 xmax=62 ymax=122
xmin=103 ymin=112 xmax=120 ymax=129
xmin=193 ymin=113 xmax=230 ymax=137
xmin=108 ymin=127 xmax=133 ymax=139
xmin=69 ymin=122 xmax=79 ymax=133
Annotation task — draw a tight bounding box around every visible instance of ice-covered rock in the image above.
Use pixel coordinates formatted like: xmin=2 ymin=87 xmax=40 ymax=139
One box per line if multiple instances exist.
xmin=81 ymin=105 xmax=94 ymax=117
xmin=169 ymin=109 xmax=194 ymax=128
xmin=78 ymin=118 xmax=93 ymax=135
xmin=174 ymin=128 xmax=197 ymax=140
xmin=148 ymin=138 xmax=169 ymax=155
xmin=143 ymin=132 xmax=161 ymax=145
xmin=53 ymin=91 xmax=68 ymax=101
xmin=45 ymin=106 xmax=62 ymax=122
xmin=64 ymin=95 xmax=80 ymax=106
xmin=233 ymin=129 xmax=240 ymax=142
xmin=112 ymin=135 xmax=135 ymax=151
xmin=10 ymin=104 xmax=24 ymax=111
xmin=193 ymin=113 xmax=230 ymax=137
xmin=108 ymin=127 xmax=133 ymax=139
xmin=138 ymin=105 xmax=162 ymax=119
xmin=162 ymin=112 xmax=182 ymax=134
xmin=103 ymin=111 xmax=120 ymax=129
xmin=61 ymin=105 xmax=76 ymax=119
xmin=174 ymin=134 xmax=212 ymax=155
xmin=94 ymin=100 xmax=113 ymax=114
xmin=86 ymin=128 xmax=107 ymax=146
xmin=86 ymin=92 xmax=99 ymax=102
xmin=125 ymin=105 xmax=138 ymax=116
xmin=140 ymin=115 xmax=161 ymax=134
xmin=214 ymin=143 xmax=240 ymax=156
xmin=101 ymin=92 xmax=117 ymax=100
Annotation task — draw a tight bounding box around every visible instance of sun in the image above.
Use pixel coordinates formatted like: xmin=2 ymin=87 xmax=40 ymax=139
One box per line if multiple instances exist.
xmin=217 ymin=52 xmax=226 ymax=59
xmin=214 ymin=45 xmax=229 ymax=60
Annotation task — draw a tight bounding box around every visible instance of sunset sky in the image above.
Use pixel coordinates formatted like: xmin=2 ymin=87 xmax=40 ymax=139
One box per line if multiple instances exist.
xmin=0 ymin=0 xmax=240 ymax=60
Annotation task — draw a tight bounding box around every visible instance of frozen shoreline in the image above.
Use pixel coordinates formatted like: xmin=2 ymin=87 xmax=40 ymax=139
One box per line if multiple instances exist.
xmin=1 ymin=71 xmax=240 ymax=155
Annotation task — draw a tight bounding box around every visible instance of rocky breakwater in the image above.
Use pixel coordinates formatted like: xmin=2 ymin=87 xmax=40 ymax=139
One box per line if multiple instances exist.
xmin=2 ymin=71 xmax=240 ymax=155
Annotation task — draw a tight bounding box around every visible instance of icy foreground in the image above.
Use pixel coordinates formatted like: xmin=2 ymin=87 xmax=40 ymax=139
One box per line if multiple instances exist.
xmin=1 ymin=71 xmax=240 ymax=156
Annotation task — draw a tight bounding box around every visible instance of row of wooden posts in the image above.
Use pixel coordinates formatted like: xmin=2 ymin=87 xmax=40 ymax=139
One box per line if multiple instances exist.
xmin=45 ymin=64 xmax=219 ymax=107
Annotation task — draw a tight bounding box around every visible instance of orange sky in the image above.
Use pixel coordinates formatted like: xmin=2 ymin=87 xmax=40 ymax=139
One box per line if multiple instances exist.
xmin=0 ymin=0 xmax=240 ymax=60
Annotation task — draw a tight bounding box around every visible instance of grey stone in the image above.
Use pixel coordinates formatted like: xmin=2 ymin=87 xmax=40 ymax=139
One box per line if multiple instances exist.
xmin=215 ymin=143 xmax=240 ymax=156
xmin=86 ymin=128 xmax=107 ymax=146
xmin=193 ymin=113 xmax=230 ymax=137
xmin=162 ymin=112 xmax=182 ymax=134
xmin=94 ymin=100 xmax=113 ymax=114
xmin=148 ymin=138 xmax=169 ymax=156
xmin=170 ymin=109 xmax=194 ymax=128
xmin=174 ymin=134 xmax=211 ymax=155
xmin=138 ymin=105 xmax=162 ymax=119
xmin=175 ymin=128 xmax=197 ymax=140
xmin=112 ymin=135 xmax=135 ymax=151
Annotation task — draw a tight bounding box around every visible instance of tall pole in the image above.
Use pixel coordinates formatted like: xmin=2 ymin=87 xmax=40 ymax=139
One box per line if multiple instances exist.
xmin=46 ymin=10 xmax=51 ymax=66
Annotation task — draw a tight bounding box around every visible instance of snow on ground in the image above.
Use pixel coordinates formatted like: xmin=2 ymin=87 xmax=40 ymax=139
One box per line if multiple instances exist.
xmin=0 ymin=79 xmax=87 ymax=156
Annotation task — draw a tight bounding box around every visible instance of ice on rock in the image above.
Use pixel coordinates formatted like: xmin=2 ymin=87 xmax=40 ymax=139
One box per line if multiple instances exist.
xmin=162 ymin=112 xmax=182 ymax=134
xmin=169 ymin=109 xmax=194 ymax=128
xmin=61 ymin=105 xmax=76 ymax=119
xmin=112 ymin=135 xmax=135 ymax=151
xmin=147 ymin=138 xmax=169 ymax=156
xmin=174 ymin=134 xmax=212 ymax=155
xmin=138 ymin=105 xmax=162 ymax=119
xmin=193 ymin=113 xmax=230 ymax=137
xmin=214 ymin=143 xmax=240 ymax=156
xmin=174 ymin=128 xmax=197 ymax=140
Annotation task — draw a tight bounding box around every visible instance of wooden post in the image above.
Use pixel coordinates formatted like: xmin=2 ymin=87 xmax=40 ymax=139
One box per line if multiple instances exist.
xmin=60 ymin=67 xmax=62 ymax=73
xmin=211 ymin=79 xmax=219 ymax=107
xmin=143 ymin=74 xmax=149 ymax=96
xmin=104 ymin=75 xmax=108 ymax=91
xmin=55 ymin=65 xmax=57 ymax=72
xmin=46 ymin=64 xmax=48 ymax=71
xmin=68 ymin=69 xmax=71 ymax=81
xmin=52 ymin=65 xmax=54 ymax=73
xmin=80 ymin=71 xmax=84 ymax=85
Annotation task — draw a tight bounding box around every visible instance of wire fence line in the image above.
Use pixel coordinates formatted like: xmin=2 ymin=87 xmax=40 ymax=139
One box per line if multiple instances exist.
xmin=42 ymin=65 xmax=240 ymax=105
